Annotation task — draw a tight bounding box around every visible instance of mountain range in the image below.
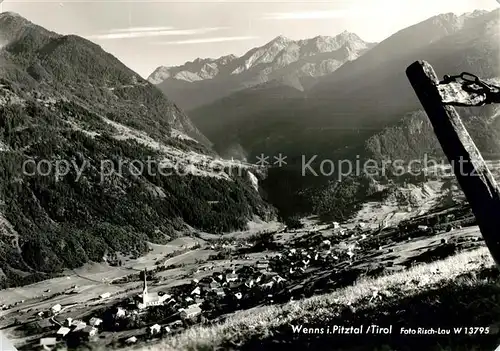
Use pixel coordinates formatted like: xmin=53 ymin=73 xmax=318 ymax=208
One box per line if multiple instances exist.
xmin=148 ymin=32 xmax=376 ymax=110
xmin=0 ymin=12 xmax=273 ymax=287
xmin=185 ymin=9 xmax=500 ymax=162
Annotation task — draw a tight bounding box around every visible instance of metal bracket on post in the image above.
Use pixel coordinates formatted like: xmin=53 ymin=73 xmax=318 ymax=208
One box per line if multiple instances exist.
xmin=406 ymin=60 xmax=500 ymax=267
xmin=438 ymin=72 xmax=500 ymax=107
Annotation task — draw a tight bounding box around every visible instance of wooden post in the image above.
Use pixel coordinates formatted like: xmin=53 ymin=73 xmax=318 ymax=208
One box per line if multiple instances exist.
xmin=406 ymin=60 xmax=500 ymax=266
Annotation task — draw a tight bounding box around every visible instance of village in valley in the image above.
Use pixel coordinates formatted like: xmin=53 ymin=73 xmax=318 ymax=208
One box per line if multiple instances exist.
xmin=0 ymin=191 xmax=487 ymax=350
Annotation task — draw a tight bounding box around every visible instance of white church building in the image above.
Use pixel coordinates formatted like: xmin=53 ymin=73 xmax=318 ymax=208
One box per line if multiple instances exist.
xmin=136 ymin=268 xmax=170 ymax=309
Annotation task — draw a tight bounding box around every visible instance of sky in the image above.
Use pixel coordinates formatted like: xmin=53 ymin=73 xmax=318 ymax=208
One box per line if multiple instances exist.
xmin=0 ymin=0 xmax=499 ymax=78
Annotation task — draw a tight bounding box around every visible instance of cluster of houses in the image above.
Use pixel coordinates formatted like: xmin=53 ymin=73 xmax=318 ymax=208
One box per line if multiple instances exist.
xmin=129 ymin=236 xmax=351 ymax=314
xmin=118 ymin=263 xmax=289 ymax=317
xmin=269 ymin=238 xmax=357 ymax=275
xmin=102 ymin=261 xmax=292 ymax=344
xmin=37 ymin=314 xmax=103 ymax=350
xmin=142 ymin=231 xmax=361 ymax=321
xmin=35 ymin=225 xmax=371 ymax=349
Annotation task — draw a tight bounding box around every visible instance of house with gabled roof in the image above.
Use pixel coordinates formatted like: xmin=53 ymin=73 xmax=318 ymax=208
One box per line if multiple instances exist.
xmin=180 ymin=304 xmax=202 ymax=320
xmin=148 ymin=324 xmax=161 ymax=335
xmin=89 ymin=317 xmax=103 ymax=327
xmin=56 ymin=327 xmax=70 ymax=338
xmin=39 ymin=337 xmax=57 ymax=350
xmin=82 ymin=326 xmax=98 ymax=338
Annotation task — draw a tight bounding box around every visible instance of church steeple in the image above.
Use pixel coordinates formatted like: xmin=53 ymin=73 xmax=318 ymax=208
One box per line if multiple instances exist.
xmin=142 ymin=268 xmax=148 ymax=301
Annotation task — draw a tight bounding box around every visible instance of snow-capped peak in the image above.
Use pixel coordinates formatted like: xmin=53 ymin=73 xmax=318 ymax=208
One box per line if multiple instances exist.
xmin=148 ymin=66 xmax=172 ymax=84
xmin=148 ymin=31 xmax=372 ymax=85
xmin=268 ymin=35 xmax=292 ymax=45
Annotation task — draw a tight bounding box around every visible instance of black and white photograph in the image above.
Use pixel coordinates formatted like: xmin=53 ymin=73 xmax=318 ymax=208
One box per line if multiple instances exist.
xmin=0 ymin=0 xmax=499 ymax=350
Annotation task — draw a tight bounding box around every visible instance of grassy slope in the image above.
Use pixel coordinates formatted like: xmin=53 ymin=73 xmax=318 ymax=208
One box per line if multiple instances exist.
xmin=128 ymin=248 xmax=499 ymax=351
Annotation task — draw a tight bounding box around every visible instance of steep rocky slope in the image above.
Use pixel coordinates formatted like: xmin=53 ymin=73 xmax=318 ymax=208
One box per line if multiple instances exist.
xmin=0 ymin=12 xmax=274 ymax=287
xmin=365 ymin=105 xmax=500 ymax=162
xmin=0 ymin=12 xmax=211 ymax=147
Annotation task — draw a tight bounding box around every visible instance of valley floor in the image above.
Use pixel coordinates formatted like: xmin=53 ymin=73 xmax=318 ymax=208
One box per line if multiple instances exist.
xmin=0 ymin=179 xmax=498 ymax=351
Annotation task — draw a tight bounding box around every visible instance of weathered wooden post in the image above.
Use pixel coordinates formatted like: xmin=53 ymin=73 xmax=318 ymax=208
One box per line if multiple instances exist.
xmin=406 ymin=60 xmax=500 ymax=266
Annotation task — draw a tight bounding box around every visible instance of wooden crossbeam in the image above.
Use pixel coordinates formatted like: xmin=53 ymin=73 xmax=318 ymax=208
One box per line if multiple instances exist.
xmin=406 ymin=60 xmax=500 ymax=266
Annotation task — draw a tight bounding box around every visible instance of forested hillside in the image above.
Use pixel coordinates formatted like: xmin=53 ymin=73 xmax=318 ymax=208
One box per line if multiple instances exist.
xmin=0 ymin=12 xmax=274 ymax=287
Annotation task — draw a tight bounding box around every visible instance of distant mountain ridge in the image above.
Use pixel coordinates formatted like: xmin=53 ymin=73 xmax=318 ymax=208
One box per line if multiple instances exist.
xmin=190 ymin=8 xmax=500 ymax=224
xmin=312 ymin=9 xmax=495 ymax=97
xmin=148 ymin=54 xmax=238 ymax=84
xmin=189 ymin=9 xmax=500 ymax=163
xmin=148 ymin=31 xmax=376 ymax=110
